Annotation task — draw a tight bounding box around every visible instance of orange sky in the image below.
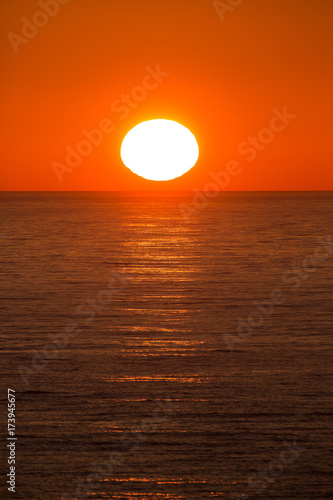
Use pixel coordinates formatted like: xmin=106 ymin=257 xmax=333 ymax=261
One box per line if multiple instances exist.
xmin=1 ymin=0 xmax=332 ymax=191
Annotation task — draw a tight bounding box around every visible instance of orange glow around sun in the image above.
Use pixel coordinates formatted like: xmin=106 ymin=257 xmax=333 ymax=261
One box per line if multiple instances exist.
xmin=0 ymin=0 xmax=332 ymax=191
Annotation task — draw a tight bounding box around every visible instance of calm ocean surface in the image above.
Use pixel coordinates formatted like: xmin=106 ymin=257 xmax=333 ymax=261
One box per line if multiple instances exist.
xmin=1 ymin=192 xmax=333 ymax=500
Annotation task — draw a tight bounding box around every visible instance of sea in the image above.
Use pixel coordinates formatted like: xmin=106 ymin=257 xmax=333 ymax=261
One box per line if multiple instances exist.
xmin=1 ymin=191 xmax=332 ymax=500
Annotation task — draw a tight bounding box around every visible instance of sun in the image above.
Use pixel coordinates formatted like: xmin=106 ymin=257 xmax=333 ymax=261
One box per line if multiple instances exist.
xmin=120 ymin=119 xmax=199 ymax=181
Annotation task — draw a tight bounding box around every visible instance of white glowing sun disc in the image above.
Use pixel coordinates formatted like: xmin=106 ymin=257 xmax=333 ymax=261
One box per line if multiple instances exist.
xmin=120 ymin=119 xmax=199 ymax=181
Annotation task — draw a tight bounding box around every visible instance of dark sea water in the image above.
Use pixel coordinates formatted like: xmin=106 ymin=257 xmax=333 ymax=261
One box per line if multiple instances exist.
xmin=1 ymin=192 xmax=333 ymax=500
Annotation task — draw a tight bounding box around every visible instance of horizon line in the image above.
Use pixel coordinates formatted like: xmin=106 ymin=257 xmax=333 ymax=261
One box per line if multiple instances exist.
xmin=0 ymin=190 xmax=333 ymax=194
